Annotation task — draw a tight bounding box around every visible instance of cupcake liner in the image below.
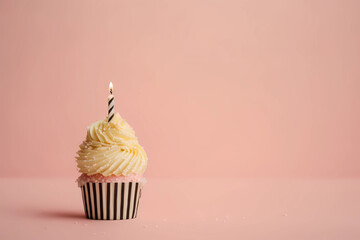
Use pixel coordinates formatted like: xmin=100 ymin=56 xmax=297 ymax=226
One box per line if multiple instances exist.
xmin=80 ymin=182 xmax=142 ymax=220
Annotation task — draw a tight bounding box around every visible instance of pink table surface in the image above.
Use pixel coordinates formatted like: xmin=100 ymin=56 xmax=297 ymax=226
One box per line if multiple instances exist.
xmin=1 ymin=178 xmax=360 ymax=240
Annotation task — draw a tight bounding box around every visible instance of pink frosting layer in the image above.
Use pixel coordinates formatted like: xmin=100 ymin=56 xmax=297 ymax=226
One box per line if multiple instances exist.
xmin=77 ymin=173 xmax=145 ymax=187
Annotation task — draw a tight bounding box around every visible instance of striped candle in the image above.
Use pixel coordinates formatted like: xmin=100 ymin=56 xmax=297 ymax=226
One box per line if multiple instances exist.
xmin=108 ymin=82 xmax=115 ymax=122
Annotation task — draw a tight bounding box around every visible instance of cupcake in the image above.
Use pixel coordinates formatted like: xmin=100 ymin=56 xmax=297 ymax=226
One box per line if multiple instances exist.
xmin=76 ymin=84 xmax=147 ymax=220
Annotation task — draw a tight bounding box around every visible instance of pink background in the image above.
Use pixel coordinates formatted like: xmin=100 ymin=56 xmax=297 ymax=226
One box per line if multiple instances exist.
xmin=1 ymin=0 xmax=360 ymax=178
xmin=1 ymin=1 xmax=360 ymax=239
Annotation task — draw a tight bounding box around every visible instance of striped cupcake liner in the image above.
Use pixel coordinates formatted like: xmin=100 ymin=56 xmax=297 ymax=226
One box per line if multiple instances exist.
xmin=80 ymin=182 xmax=142 ymax=220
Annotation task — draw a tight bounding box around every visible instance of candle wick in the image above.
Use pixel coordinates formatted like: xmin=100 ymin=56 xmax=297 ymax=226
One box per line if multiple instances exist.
xmin=110 ymin=89 xmax=112 ymax=94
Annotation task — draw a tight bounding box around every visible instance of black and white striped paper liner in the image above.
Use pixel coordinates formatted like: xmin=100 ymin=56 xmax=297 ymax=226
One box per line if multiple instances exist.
xmin=80 ymin=182 xmax=142 ymax=220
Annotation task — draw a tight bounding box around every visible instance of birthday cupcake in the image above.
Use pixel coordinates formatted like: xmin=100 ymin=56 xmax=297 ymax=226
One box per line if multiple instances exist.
xmin=75 ymin=83 xmax=147 ymax=220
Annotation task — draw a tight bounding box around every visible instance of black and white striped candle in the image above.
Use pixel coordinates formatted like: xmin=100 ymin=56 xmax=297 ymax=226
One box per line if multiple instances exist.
xmin=108 ymin=82 xmax=115 ymax=122
xmin=80 ymin=182 xmax=142 ymax=220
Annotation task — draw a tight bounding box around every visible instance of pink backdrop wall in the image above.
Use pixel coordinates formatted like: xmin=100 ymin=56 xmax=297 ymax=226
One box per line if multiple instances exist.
xmin=1 ymin=0 xmax=359 ymax=178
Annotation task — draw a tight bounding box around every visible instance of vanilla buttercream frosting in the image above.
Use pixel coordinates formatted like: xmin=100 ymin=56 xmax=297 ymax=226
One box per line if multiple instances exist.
xmin=76 ymin=113 xmax=147 ymax=176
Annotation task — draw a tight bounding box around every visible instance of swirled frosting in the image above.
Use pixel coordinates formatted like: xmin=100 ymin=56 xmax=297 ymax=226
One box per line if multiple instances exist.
xmin=76 ymin=113 xmax=147 ymax=176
